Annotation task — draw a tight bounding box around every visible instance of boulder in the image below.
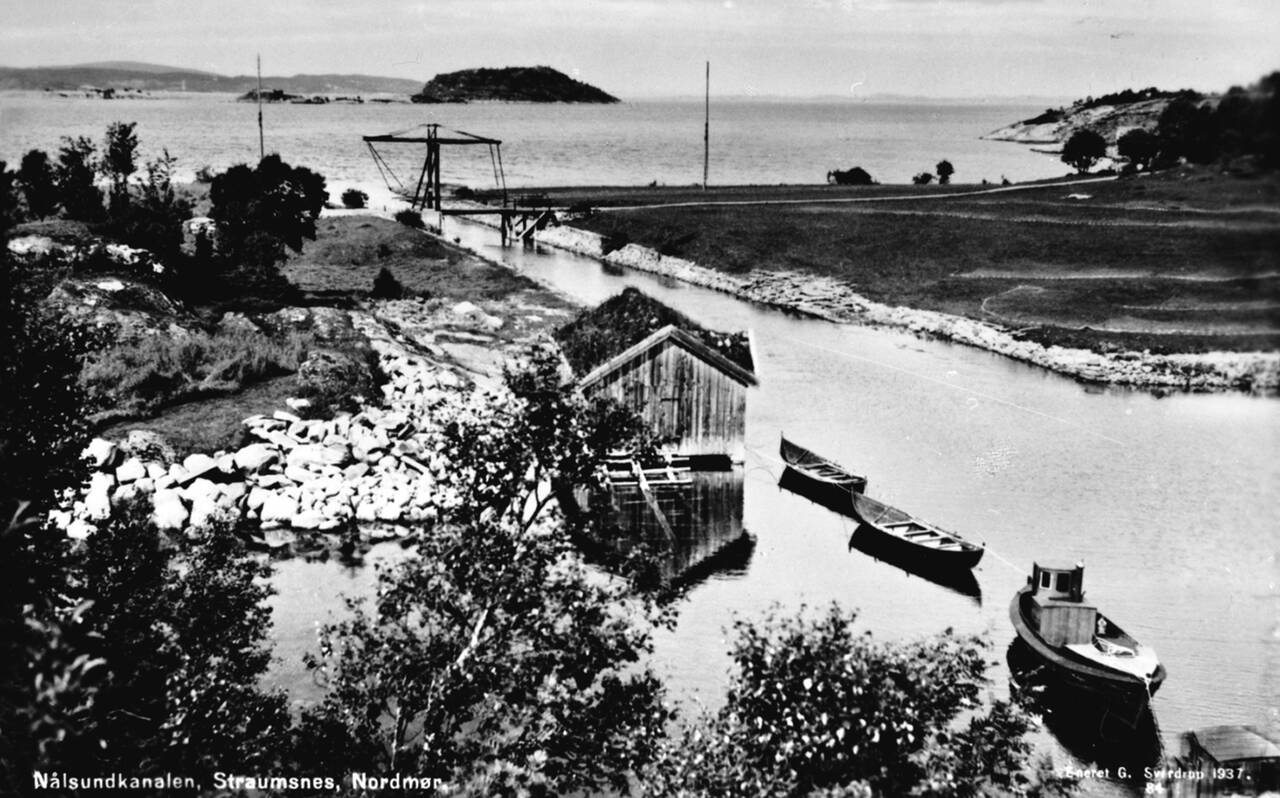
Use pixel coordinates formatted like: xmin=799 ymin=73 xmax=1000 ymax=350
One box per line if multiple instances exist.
xmin=83 ymin=472 xmax=115 ymax=520
xmin=234 ymin=443 xmax=278 ymax=473
xmin=259 ymin=493 xmax=300 ymax=524
xmin=291 ymin=510 xmax=326 ymax=530
xmin=83 ymin=438 xmax=119 ymax=469
xmin=182 ymin=453 xmax=219 ymax=482
xmin=119 ymin=430 xmax=177 ymax=465
xmin=116 ymin=457 xmax=147 ymax=484
xmin=152 ymin=489 xmax=189 ymax=530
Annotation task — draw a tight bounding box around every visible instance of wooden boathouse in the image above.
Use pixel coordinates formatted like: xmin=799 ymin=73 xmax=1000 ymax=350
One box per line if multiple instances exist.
xmin=554 ymin=288 xmax=758 ymax=464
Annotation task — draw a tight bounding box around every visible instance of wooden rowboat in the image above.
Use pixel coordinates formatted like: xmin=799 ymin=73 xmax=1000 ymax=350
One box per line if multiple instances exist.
xmin=849 ymin=492 xmax=984 ymax=571
xmin=778 ymin=435 xmax=867 ymax=512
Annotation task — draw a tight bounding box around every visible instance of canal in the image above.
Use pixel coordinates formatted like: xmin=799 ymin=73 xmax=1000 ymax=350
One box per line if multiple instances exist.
xmin=269 ymin=217 xmax=1277 ymax=794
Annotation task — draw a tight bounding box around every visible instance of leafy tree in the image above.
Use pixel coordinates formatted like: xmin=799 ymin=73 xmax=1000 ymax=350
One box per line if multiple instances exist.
xmin=641 ymin=604 xmax=1074 ymax=798
xmin=300 ymin=345 xmax=669 ymax=793
xmin=936 ymin=159 xmax=955 ymax=184
xmin=1060 ymin=130 xmax=1107 ymax=173
xmin=913 ymin=172 xmax=934 ymax=185
xmin=16 ymin=150 xmax=58 ymax=220
xmin=1117 ymin=129 xmax=1159 ymax=170
xmin=206 ymin=154 xmax=327 ymax=296
xmin=54 ymin=136 xmax=103 ymax=222
xmin=102 ymin=121 xmax=138 ymax=216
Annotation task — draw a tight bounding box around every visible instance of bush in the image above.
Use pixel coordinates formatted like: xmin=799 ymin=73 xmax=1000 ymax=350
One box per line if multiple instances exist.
xmin=393 ymin=208 xmax=425 ymax=229
xmin=294 ymin=347 xmax=379 ymax=416
xmin=1118 ymin=128 xmax=1159 ymax=170
xmin=453 ymin=186 xmax=475 ymax=200
xmin=827 ymin=167 xmax=875 ymax=186
xmin=194 ymin=165 xmax=216 ymax=183
xmin=341 ymin=188 xmax=368 ymax=209
xmin=913 ymin=172 xmax=934 ymax=185
xmin=371 ymin=266 xmax=406 ymax=299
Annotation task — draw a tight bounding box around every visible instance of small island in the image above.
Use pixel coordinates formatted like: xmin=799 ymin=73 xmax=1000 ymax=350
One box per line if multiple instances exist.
xmin=411 ymin=66 xmax=620 ymax=103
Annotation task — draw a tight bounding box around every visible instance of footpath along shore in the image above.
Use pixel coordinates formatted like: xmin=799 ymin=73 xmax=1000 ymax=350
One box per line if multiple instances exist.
xmin=530 ymin=223 xmax=1280 ymax=394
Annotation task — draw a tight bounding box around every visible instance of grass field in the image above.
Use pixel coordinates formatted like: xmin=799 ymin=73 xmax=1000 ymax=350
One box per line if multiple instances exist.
xmin=556 ymin=167 xmax=1279 ymax=355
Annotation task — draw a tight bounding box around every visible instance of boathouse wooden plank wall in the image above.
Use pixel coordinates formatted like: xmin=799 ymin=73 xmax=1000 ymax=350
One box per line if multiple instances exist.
xmin=584 ymin=335 xmax=749 ymax=460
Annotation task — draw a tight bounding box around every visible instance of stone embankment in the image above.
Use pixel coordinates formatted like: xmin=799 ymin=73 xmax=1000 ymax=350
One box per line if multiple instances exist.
xmin=534 ymin=224 xmax=1279 ymax=393
xmin=53 ymin=310 xmax=474 ymax=548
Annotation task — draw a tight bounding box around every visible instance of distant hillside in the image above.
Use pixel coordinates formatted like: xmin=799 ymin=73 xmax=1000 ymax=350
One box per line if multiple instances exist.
xmin=984 ymin=87 xmax=1207 ymax=145
xmin=0 ymin=63 xmax=422 ymax=95
xmin=412 ymin=66 xmax=619 ymax=103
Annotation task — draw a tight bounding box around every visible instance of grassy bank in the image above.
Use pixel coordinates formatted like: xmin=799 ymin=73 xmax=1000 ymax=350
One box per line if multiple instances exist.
xmin=552 ymin=168 xmax=1279 ymax=355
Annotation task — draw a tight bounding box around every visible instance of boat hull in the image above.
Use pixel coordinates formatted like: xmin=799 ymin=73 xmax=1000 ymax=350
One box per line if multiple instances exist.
xmin=851 ymin=519 xmax=985 ymax=571
xmin=848 ymin=493 xmax=984 ymax=571
xmin=1008 ymin=587 xmax=1165 ymax=714
xmin=778 ymin=436 xmax=868 ymax=504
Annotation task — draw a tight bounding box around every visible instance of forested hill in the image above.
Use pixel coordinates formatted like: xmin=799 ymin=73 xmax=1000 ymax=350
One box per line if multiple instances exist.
xmin=0 ymin=63 xmax=422 ymax=95
xmin=411 ymin=66 xmax=620 ymax=103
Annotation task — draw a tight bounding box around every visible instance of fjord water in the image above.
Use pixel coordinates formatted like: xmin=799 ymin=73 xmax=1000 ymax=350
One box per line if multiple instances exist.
xmin=437 ymin=218 xmax=1278 ymax=792
xmin=1 ymin=92 xmax=1067 ymax=186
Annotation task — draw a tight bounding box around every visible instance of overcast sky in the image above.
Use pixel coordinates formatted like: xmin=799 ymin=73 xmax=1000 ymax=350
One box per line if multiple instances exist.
xmin=3 ymin=0 xmax=1277 ymax=99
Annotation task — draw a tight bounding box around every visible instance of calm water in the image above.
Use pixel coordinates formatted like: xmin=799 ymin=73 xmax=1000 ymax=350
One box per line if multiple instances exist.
xmin=0 ymin=92 xmax=1066 ymax=188
xmin=5 ymin=93 xmax=1275 ymax=792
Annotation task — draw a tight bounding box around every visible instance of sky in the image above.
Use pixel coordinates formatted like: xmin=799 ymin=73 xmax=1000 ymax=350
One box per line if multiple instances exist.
xmin=3 ymin=0 xmax=1278 ymax=100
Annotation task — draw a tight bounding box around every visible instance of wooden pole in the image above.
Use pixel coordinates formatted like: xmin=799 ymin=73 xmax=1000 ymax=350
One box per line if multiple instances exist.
xmin=256 ymin=54 xmax=264 ymax=160
xmin=703 ymin=61 xmax=709 ymax=190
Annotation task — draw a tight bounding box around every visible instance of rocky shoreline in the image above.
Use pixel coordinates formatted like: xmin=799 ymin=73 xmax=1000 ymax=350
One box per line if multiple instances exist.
xmin=533 ymin=223 xmax=1280 ymax=394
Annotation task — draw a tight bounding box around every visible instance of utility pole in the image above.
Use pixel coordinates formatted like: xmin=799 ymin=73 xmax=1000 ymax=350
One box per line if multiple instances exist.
xmin=703 ymin=61 xmax=710 ymax=190
xmin=257 ymin=54 xmax=265 ymax=160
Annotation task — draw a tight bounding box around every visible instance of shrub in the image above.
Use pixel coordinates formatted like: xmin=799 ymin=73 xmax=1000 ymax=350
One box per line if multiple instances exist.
xmin=294 ymin=347 xmax=379 ymax=416
xmin=371 ymin=266 xmax=406 ymax=299
xmin=393 ymin=208 xmax=425 ymax=229
xmin=341 ymin=188 xmax=368 ymax=209
xmin=913 ymin=172 xmax=934 ymax=185
xmin=103 ymin=121 xmax=138 ymax=216
xmin=827 ymin=167 xmax=875 ymax=186
xmin=1061 ymin=129 xmax=1107 ymax=173
xmin=194 ymin=165 xmax=216 ymax=183
xmin=453 ymin=186 xmax=475 ymax=200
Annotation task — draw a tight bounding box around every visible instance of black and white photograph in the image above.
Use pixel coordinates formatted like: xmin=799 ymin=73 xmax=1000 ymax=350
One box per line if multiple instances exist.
xmin=1 ymin=1 xmax=1276 ymax=795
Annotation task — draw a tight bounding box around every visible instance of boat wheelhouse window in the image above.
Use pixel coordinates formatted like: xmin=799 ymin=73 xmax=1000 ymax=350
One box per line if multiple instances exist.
xmin=1056 ymin=573 xmax=1070 ymax=592
xmin=1040 ymin=572 xmax=1051 ymax=588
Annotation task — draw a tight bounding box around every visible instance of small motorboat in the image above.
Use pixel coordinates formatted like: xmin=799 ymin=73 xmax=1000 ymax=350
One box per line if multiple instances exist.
xmin=1009 ymin=562 xmax=1166 ymax=713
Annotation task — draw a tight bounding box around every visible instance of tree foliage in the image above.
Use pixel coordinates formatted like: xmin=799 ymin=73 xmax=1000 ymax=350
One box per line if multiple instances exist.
xmin=300 ymin=344 xmax=670 ymax=793
xmin=913 ymin=172 xmax=935 ymax=185
xmin=1117 ymin=129 xmax=1159 ymax=170
xmin=641 ymin=604 xmax=1072 ymax=798
xmin=936 ymin=160 xmax=954 ymax=185
xmin=102 ymin=121 xmax=138 ymax=215
xmin=1060 ymin=130 xmax=1107 ymax=173
xmin=54 ymin=136 xmax=104 ymax=222
xmin=205 ymin=154 xmax=326 ymax=297
xmin=16 ymin=150 xmax=58 ymax=220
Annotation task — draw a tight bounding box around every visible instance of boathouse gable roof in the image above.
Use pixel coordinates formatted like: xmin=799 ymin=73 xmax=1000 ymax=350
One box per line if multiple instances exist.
xmin=554 ymin=287 xmax=755 ymax=380
xmin=578 ymin=324 xmax=758 ymax=389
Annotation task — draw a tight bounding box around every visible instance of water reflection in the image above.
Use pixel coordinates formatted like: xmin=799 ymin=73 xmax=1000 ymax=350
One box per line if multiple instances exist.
xmin=577 ymin=468 xmax=753 ymax=591
xmin=777 ymin=467 xmax=982 ymax=604
xmin=1008 ymin=638 xmax=1165 ymax=795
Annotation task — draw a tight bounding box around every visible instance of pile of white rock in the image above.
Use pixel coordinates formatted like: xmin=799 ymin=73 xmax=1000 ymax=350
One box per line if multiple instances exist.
xmin=535 ymin=224 xmax=1280 ymax=393
xmin=55 ymin=313 xmax=475 ymax=546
